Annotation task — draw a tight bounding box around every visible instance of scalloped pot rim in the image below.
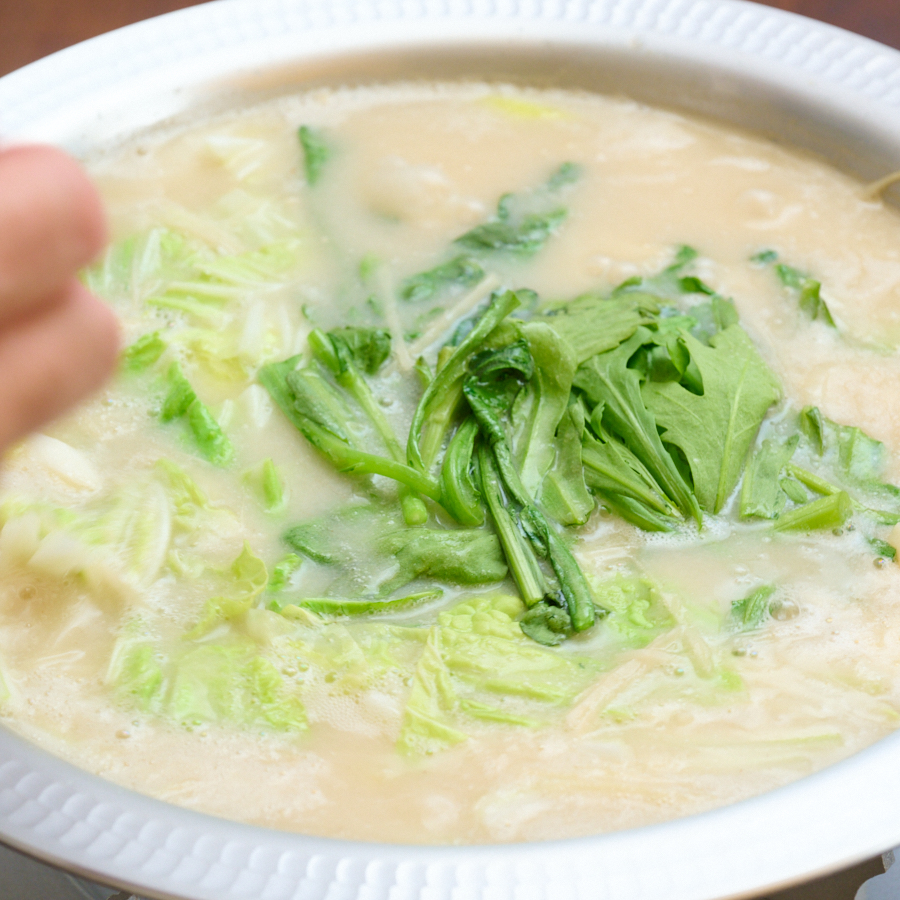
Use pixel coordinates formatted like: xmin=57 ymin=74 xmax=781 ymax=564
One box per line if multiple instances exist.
xmin=3 ymin=2 xmax=900 ymax=899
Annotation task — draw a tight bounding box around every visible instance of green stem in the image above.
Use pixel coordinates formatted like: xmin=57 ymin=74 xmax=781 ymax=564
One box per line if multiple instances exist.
xmin=440 ymin=418 xmax=484 ymax=526
xmin=785 ymin=463 xmax=841 ymax=497
xmin=302 ymin=419 xmax=443 ymax=501
xmin=420 ymin=380 xmax=464 ymax=470
xmin=773 ymin=491 xmax=852 ymax=531
xmin=407 ymin=290 xmax=520 ymax=471
xmin=478 ymin=444 xmax=548 ymax=607
xmin=310 ymin=329 xmax=428 ymax=524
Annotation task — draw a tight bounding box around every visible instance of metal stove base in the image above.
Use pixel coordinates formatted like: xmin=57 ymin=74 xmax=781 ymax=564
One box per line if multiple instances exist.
xmin=0 ymin=844 xmax=140 ymax=900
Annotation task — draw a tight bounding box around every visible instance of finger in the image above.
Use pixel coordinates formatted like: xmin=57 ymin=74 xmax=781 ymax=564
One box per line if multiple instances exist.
xmin=0 ymin=280 xmax=120 ymax=451
xmin=0 ymin=146 xmax=107 ymax=324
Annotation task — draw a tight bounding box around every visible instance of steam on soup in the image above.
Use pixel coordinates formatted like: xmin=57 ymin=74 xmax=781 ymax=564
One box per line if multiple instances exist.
xmin=2 ymin=84 xmax=900 ymax=844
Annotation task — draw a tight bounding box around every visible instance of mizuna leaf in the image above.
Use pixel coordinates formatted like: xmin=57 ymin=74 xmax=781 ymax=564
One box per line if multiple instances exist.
xmin=643 ymin=326 xmax=781 ymax=514
xmin=574 ymin=328 xmax=700 ymax=522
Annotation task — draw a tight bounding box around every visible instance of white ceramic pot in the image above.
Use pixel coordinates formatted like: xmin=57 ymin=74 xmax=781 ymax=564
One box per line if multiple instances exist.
xmin=2 ymin=2 xmax=900 ymax=898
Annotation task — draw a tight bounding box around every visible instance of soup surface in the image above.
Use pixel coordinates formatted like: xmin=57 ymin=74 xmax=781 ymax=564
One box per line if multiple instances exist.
xmin=2 ymin=84 xmax=900 ymax=843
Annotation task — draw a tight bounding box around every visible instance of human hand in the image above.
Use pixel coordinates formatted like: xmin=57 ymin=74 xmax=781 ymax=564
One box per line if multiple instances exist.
xmin=0 ymin=145 xmax=119 ymax=452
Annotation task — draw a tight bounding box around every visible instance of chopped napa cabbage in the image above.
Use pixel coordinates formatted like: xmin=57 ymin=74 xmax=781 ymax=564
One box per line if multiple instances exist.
xmin=398 ymin=594 xmax=599 ymax=755
xmin=154 ymin=459 xmax=242 ymax=574
xmin=109 ymin=631 xmax=306 ymax=732
xmin=400 ymin=633 xmax=468 ymax=752
xmin=88 ymin=215 xmax=307 ymax=391
xmin=83 ymin=227 xmax=198 ymax=303
xmin=86 ymin=207 xmax=307 ymax=303
xmin=243 ymin=458 xmax=286 ymax=513
xmin=268 ymin=553 xmax=303 ymax=593
xmin=163 ymin=295 xmax=296 ymax=386
xmin=0 ymin=476 xmax=171 ymax=591
xmin=77 ymin=479 xmax=172 ymax=589
xmin=170 ymin=647 xmax=305 ymax=730
xmin=0 ymin=512 xmax=44 ymax=562
xmin=155 ymin=458 xmax=210 ymax=517
xmin=590 ymin=573 xmax=676 ymax=649
xmin=277 ymin=616 xmax=427 ymax=695
xmin=195 ymin=240 xmax=305 ymax=285
xmin=186 ymin=543 xmax=268 ymax=639
xmin=26 ymin=434 xmax=103 ymax=492
xmin=204 ymin=135 xmax=278 ymax=183
xmin=481 ymin=95 xmax=570 ymax=121
xmin=0 ymin=460 xmax=239 ymax=592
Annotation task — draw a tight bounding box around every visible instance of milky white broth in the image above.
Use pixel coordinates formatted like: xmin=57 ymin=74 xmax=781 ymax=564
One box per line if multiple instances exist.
xmin=2 ymin=84 xmax=900 ymax=844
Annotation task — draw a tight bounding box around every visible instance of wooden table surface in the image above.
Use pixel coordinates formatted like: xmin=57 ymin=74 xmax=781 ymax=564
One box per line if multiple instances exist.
xmin=0 ymin=0 xmax=898 ymax=77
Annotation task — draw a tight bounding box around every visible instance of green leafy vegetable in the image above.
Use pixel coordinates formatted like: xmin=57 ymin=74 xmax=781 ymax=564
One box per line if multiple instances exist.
xmin=807 ymin=406 xmax=896 ymax=489
xmin=519 ymin=601 xmax=572 ymax=646
xmin=299 ymin=125 xmax=331 ymax=185
xmin=611 ymin=244 xmax=705 ymax=302
xmin=243 ymin=459 xmax=286 ymax=513
xmin=321 ymin=326 xmax=392 ymax=375
xmin=741 ymin=436 xmax=800 ymax=519
xmin=377 ymin=527 xmax=508 ymax=595
xmin=455 ymin=208 xmax=566 ymax=256
xmin=750 ymin=249 xmax=778 ymax=266
xmin=260 ymin=357 xmax=443 ymax=502
xmin=790 ymin=406 xmax=900 ymax=524
xmin=122 ymin=331 xmax=167 ymax=372
xmin=186 ymin=543 xmax=268 ymax=638
xmin=689 ymin=295 xmax=740 ymax=344
xmin=732 ymin=584 xmax=776 ymax=630
xmin=306 ymin=326 xmax=427 ymax=525
xmin=268 ymin=553 xmax=302 ymax=592
xmin=539 ymin=291 xmax=659 ymax=366
xmin=592 ymin=488 xmax=678 ymax=532
xmin=400 ymin=255 xmax=485 ymax=303
xmin=868 ymin=537 xmax=897 ymax=562
xmin=160 ymin=363 xmax=196 ymax=421
xmin=512 ymin=322 xmax=577 ymax=496
xmin=398 ymin=593 xmax=597 ymax=755
xmin=110 ymin=635 xmax=306 ymax=732
xmin=592 ymin=574 xmax=674 ymax=648
xmin=773 ymin=491 xmax=852 ymax=532
xmin=539 ymin=403 xmax=595 ymax=527
xmin=574 ymin=329 xmax=700 ymax=522
xmin=160 ymin=363 xmax=234 ymax=466
xmin=546 ymin=161 xmax=582 ymax=189
xmin=295 ymin=589 xmax=443 ymax=617
xmin=439 ymin=418 xmax=484 ymax=527
xmin=775 ymin=263 xmax=835 ymax=326
xmin=407 ymin=290 xmax=521 ymax=473
xmin=467 ymin=366 xmax=596 ymax=632
xmin=186 ymin=401 xmax=234 ymax=467
xmin=781 ymin=477 xmax=808 ymax=505
xmin=284 ymin=503 xmax=506 ymax=599
xmin=643 ymin=326 xmax=781 ymax=513
xmin=454 ymin=162 xmax=578 ymax=256
xmin=284 ymin=504 xmax=392 ymax=565
xmin=582 ymin=420 xmax=676 ymax=525
xmin=477 ymin=445 xmax=548 ymax=608
xmin=755 ymin=251 xmax=836 ymax=326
